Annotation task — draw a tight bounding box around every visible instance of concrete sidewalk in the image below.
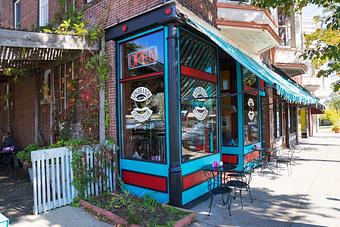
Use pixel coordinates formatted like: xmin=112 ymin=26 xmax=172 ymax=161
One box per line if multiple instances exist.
xmin=191 ymin=128 xmax=340 ymax=227
xmin=10 ymin=206 xmax=111 ymax=227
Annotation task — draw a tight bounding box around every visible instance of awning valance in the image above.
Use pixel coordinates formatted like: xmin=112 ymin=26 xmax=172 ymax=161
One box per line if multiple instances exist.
xmin=187 ymin=19 xmax=318 ymax=105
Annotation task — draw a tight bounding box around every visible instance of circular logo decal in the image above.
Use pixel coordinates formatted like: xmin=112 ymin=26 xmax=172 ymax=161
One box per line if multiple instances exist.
xmin=130 ymin=87 xmax=153 ymax=122
xmin=247 ymin=98 xmax=254 ymax=107
xmin=192 ymin=87 xmax=208 ymax=121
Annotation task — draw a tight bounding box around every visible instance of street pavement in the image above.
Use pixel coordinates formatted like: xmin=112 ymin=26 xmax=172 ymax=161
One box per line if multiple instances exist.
xmin=191 ymin=127 xmax=340 ymax=227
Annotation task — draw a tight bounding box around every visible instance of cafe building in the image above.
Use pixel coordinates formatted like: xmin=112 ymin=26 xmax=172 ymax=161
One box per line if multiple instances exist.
xmin=105 ymin=2 xmax=319 ymax=207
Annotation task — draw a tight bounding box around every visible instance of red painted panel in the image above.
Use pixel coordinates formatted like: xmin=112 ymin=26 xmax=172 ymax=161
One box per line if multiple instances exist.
xmin=222 ymin=154 xmax=238 ymax=164
xmin=122 ymin=170 xmax=167 ymax=193
xmin=244 ymin=150 xmax=260 ymax=163
xmin=244 ymin=86 xmax=258 ymax=95
xmin=120 ymin=71 xmax=164 ymax=83
xmin=183 ymin=170 xmax=207 ymax=191
xmin=181 ymin=66 xmax=217 ymax=83
xmin=260 ymin=79 xmax=265 ymax=90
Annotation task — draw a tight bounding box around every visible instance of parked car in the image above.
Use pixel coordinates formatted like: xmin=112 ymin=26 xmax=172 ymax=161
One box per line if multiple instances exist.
xmin=182 ymin=123 xmax=208 ymax=151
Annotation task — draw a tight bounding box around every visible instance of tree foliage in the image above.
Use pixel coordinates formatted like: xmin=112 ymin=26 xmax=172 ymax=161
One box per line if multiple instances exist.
xmin=250 ymin=0 xmax=340 ymax=89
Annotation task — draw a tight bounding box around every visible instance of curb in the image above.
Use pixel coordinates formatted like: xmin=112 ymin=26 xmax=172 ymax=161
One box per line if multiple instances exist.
xmin=80 ymin=199 xmax=128 ymax=225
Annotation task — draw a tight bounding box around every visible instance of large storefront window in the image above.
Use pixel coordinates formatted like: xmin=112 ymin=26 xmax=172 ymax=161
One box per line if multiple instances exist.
xmin=274 ymin=96 xmax=283 ymax=138
xmin=180 ymin=30 xmax=218 ymax=162
xmin=243 ymin=68 xmax=259 ymax=145
xmin=120 ymin=30 xmax=166 ymax=163
xmin=220 ymin=63 xmax=238 ymax=147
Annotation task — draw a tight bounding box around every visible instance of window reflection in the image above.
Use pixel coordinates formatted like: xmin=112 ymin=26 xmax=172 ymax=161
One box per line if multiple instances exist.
xmin=220 ymin=63 xmax=238 ymax=147
xmin=243 ymin=67 xmax=259 ymax=145
xmin=180 ymin=29 xmax=217 ymax=162
xmin=181 ymin=77 xmax=217 ymax=162
xmin=120 ymin=30 xmax=166 ymax=163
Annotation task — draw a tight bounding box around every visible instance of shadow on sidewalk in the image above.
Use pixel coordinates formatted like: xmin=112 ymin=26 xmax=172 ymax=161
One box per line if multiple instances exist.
xmin=192 ymin=187 xmax=333 ymax=226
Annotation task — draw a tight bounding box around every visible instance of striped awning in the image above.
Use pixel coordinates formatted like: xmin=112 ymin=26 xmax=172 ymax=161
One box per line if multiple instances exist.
xmin=187 ymin=19 xmax=318 ymax=105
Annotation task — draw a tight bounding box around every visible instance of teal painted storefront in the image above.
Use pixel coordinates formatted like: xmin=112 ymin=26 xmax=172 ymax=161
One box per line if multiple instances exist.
xmin=107 ymin=2 xmax=319 ymax=207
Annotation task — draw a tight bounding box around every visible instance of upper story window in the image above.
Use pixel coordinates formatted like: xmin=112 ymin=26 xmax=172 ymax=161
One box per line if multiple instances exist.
xmin=278 ymin=7 xmax=291 ymax=46
xmin=39 ymin=0 xmax=49 ymax=26
xmin=14 ymin=0 xmax=21 ymax=29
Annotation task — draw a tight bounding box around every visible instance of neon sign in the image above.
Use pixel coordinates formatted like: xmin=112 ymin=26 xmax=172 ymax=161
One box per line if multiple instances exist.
xmin=128 ymin=46 xmax=158 ymax=70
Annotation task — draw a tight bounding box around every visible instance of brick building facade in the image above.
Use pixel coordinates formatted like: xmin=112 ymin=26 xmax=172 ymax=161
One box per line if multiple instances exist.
xmin=0 ymin=0 xmax=282 ymax=148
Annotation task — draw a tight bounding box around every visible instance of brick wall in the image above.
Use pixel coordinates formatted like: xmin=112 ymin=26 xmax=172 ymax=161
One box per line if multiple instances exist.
xmin=262 ymin=87 xmax=274 ymax=149
xmin=0 ymin=84 xmax=9 ymax=133
xmin=106 ymin=41 xmax=116 ymax=140
xmin=0 ymin=0 xmax=13 ymax=28
xmin=0 ymin=0 xmax=62 ymax=29
xmin=20 ymin=0 xmax=39 ymax=29
xmin=177 ymin=0 xmax=217 ymax=25
xmin=12 ymin=75 xmax=37 ymax=148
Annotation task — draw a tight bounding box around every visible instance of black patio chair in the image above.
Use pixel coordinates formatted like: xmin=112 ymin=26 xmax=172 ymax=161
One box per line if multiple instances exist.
xmin=274 ymin=147 xmax=295 ymax=176
xmin=225 ymin=163 xmax=254 ymax=209
xmin=203 ymin=168 xmax=233 ymax=216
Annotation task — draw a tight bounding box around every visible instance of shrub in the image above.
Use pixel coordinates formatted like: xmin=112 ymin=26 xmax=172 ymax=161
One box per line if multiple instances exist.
xmin=16 ymin=144 xmax=41 ymax=164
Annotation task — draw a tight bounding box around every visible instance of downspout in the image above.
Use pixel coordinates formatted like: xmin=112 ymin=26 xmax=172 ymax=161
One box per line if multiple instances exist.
xmin=34 ymin=74 xmax=40 ymax=144
xmin=168 ymin=23 xmax=182 ymax=207
xmin=99 ymin=36 xmax=106 ymax=143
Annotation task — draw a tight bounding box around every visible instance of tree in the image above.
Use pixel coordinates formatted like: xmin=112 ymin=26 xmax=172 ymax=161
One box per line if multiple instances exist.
xmin=250 ymin=0 xmax=340 ymax=91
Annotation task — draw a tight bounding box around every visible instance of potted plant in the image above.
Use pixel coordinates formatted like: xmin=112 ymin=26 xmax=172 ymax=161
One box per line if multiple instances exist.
xmin=16 ymin=144 xmax=41 ymax=181
xmin=332 ymin=125 xmax=340 ymax=133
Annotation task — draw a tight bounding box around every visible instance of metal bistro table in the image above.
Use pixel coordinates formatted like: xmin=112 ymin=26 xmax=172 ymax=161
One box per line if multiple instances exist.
xmin=202 ymin=163 xmax=236 ymax=216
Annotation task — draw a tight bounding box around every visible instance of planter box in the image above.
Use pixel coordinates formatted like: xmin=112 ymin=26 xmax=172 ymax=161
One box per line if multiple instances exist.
xmin=0 ymin=213 xmax=9 ymax=227
xmin=80 ymin=199 xmax=196 ymax=227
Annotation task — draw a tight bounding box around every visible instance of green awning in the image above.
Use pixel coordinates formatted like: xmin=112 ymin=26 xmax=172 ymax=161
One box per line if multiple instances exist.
xmin=187 ymin=19 xmax=318 ymax=105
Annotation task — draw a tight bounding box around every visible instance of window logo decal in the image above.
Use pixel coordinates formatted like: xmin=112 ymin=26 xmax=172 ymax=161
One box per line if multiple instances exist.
xmin=130 ymin=87 xmax=153 ymax=122
xmin=247 ymin=98 xmax=255 ymax=121
xmin=192 ymin=87 xmax=208 ymax=121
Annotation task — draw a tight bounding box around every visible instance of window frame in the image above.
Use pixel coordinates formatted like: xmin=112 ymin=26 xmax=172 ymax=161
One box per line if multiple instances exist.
xmin=14 ymin=0 xmax=21 ymax=29
xmin=39 ymin=0 xmax=49 ymax=26
xmin=179 ymin=28 xmax=219 ymax=163
xmin=242 ymin=67 xmax=260 ymax=146
xmin=118 ymin=27 xmax=167 ymax=164
xmin=273 ymin=96 xmax=283 ymax=138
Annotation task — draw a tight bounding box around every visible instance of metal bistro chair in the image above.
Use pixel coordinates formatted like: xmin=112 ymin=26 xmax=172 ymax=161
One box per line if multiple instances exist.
xmin=203 ymin=167 xmax=233 ymax=216
xmin=226 ymin=163 xmax=254 ymax=209
xmin=274 ymin=147 xmax=295 ymax=176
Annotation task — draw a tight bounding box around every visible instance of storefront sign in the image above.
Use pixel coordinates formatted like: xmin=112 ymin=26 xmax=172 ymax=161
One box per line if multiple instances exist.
xmin=192 ymin=87 xmax=208 ymax=121
xmin=130 ymin=87 xmax=153 ymax=122
xmin=128 ymin=46 xmax=158 ymax=70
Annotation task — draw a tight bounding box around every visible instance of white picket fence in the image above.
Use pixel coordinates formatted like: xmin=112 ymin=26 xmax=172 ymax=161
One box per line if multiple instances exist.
xmin=31 ymin=145 xmax=116 ymax=215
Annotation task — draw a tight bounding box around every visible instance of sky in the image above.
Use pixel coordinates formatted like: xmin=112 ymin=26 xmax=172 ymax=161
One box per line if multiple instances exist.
xmin=302 ymin=4 xmax=324 ymax=19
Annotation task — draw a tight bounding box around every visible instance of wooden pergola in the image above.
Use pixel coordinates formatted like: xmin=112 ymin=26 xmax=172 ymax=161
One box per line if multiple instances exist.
xmin=0 ymin=28 xmax=101 ymax=144
xmin=0 ymin=28 xmax=98 ymax=70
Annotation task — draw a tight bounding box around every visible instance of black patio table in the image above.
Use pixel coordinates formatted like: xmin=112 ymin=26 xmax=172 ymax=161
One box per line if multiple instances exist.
xmin=202 ymin=163 xmax=236 ymax=216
